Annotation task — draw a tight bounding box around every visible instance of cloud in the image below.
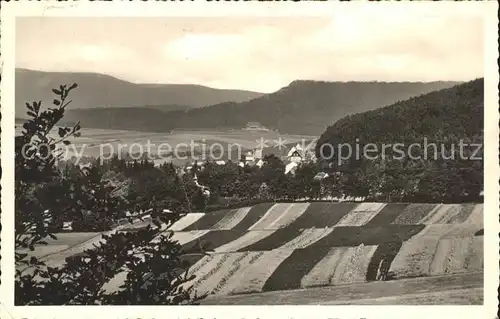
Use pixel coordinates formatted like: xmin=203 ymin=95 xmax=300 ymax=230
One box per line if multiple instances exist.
xmin=163 ymin=33 xmax=248 ymax=61
xmin=16 ymin=14 xmax=484 ymax=93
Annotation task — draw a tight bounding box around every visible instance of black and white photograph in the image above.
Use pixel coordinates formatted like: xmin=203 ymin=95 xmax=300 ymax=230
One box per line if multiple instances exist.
xmin=1 ymin=1 xmax=498 ymax=317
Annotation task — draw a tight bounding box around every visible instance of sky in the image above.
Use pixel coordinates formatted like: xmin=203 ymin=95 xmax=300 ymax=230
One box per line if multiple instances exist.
xmin=16 ymin=13 xmax=484 ymax=93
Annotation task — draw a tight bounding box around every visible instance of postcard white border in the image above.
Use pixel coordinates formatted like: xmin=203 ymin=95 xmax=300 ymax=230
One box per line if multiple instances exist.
xmin=1 ymin=1 xmax=498 ymax=318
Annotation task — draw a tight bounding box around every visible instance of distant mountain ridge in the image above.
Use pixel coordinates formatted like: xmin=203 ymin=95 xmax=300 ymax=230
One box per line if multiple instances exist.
xmin=59 ymin=79 xmax=459 ymax=135
xmin=15 ymin=68 xmax=264 ymax=116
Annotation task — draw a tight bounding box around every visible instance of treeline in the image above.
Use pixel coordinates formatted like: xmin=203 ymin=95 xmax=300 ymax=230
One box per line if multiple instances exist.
xmin=54 ymin=155 xmax=314 ymax=231
xmin=51 ymin=153 xmax=331 ymax=231
xmin=316 ymin=79 xmax=484 ymax=203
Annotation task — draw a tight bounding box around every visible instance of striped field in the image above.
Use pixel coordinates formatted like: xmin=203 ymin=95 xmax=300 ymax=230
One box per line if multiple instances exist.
xmin=28 ymin=202 xmax=483 ymax=303
xmin=167 ymin=202 xmax=483 ymax=298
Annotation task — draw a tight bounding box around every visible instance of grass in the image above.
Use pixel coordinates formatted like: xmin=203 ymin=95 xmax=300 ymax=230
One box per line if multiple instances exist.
xmin=319 ymin=287 xmax=483 ymax=305
xmin=201 ymin=272 xmax=483 ymax=305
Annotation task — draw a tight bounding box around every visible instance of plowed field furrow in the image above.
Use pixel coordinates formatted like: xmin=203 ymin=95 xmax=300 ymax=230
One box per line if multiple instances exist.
xmin=330 ymin=245 xmax=378 ymax=285
xmin=335 ymin=211 xmax=379 ymax=226
xmin=279 ymin=228 xmax=334 ymax=250
xmin=212 ymin=207 xmax=252 ymax=230
xmin=307 ymin=224 xmax=424 ymax=249
xmin=181 ymin=230 xmax=246 ymax=253
xmin=430 ymin=237 xmax=483 ymax=275
xmin=301 ymin=247 xmax=348 ymax=288
xmin=238 ymin=227 xmax=303 ymax=251
xmin=190 ymin=253 xmax=232 ymax=292
xmin=465 ymin=204 xmax=483 ymax=224
xmin=211 ymin=252 xmax=261 ymax=295
xmin=285 ymin=202 xmax=357 ymax=229
xmin=169 ymin=213 xmax=205 ymax=231
xmin=171 ymin=230 xmax=210 ymax=245
xmin=194 ymin=252 xmax=251 ymax=296
xmin=365 ymin=242 xmax=402 ymax=281
xmin=229 ymin=250 xmax=294 ymax=295
xmin=365 ymin=204 xmax=409 ymax=226
xmin=215 ymin=230 xmax=275 ymax=253
xmin=262 ymin=246 xmax=332 ymax=291
xmin=249 ymin=204 xmax=291 ymax=230
xmin=419 ymin=205 xmax=462 ymax=224
xmin=351 ymin=203 xmax=385 ymax=212
xmin=265 ymin=203 xmax=310 ymax=229
xmin=232 ymin=203 xmax=276 ymax=231
xmin=392 ymin=204 xmax=439 ymax=224
xmin=447 ymin=204 xmax=476 ymax=224
xmin=183 ymin=209 xmax=232 ymax=231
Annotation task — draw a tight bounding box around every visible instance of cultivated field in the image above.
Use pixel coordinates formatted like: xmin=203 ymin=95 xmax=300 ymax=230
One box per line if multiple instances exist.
xmin=14 ymin=125 xmax=315 ymax=165
xmin=25 ymin=202 xmax=484 ymax=304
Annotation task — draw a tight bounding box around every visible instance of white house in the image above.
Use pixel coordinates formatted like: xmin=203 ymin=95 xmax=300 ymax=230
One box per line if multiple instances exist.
xmin=286 ymin=143 xmax=316 ymax=164
xmin=255 ymin=159 xmax=264 ymax=168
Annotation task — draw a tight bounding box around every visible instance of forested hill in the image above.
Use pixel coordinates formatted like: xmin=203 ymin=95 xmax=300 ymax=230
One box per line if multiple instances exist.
xmin=315 ymin=79 xmax=484 ymax=202
xmin=61 ymin=80 xmax=458 ymax=135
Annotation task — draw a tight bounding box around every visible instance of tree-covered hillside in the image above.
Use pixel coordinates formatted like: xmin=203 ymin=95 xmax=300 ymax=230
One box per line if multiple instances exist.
xmin=315 ymin=79 xmax=484 ymax=202
xmin=61 ymin=80 xmax=458 ymax=135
